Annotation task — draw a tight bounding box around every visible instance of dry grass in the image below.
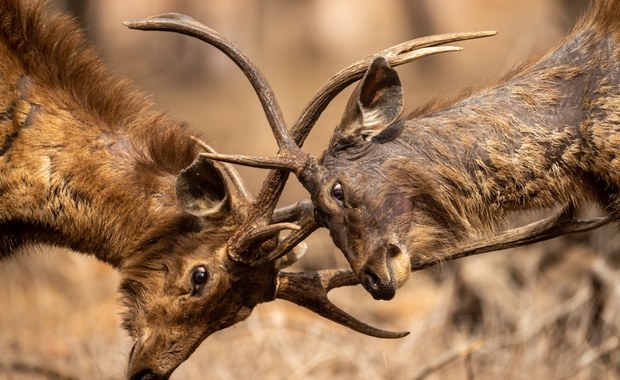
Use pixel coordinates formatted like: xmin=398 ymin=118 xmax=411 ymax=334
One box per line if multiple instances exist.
xmin=2 ymin=238 xmax=618 ymax=379
xmin=2 ymin=1 xmax=619 ymax=379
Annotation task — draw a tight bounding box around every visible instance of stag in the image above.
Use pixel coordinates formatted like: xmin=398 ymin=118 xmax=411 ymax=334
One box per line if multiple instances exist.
xmin=201 ymin=0 xmax=616 ymax=300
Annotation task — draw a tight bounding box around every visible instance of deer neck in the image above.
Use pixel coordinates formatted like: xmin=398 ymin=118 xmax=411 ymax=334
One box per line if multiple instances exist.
xmin=392 ymin=28 xmax=615 ymax=236
xmin=0 ymin=81 xmax=197 ymax=268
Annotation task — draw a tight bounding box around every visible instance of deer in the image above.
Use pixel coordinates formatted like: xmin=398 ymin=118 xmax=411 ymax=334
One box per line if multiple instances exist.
xmin=200 ymin=0 xmax=617 ymax=301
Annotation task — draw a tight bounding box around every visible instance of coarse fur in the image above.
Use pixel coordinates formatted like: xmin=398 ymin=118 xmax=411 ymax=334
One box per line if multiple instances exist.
xmin=313 ymin=0 xmax=620 ymax=300
xmin=0 ymin=1 xmax=284 ymax=379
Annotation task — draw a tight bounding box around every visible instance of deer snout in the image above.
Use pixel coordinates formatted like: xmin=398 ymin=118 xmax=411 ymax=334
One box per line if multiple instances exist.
xmin=359 ymin=244 xmax=411 ymax=300
xmin=127 ymin=341 xmax=172 ymax=380
xmin=129 ymin=368 xmax=167 ymax=380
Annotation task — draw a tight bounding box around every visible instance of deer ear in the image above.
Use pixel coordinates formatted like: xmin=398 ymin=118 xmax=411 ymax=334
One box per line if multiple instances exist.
xmin=176 ymin=157 xmax=229 ymax=218
xmin=337 ymin=56 xmax=403 ymax=141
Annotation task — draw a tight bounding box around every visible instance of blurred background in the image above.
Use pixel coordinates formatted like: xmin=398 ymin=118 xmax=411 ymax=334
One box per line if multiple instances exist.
xmin=1 ymin=0 xmax=619 ymax=379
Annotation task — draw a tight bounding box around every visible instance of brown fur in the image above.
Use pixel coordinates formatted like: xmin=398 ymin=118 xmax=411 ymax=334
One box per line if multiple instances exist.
xmin=0 ymin=1 xmax=281 ymax=378
xmin=313 ymin=0 xmax=620 ymax=300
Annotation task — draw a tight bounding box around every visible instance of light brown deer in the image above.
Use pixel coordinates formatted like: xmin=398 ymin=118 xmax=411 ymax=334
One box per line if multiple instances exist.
xmin=201 ymin=0 xmax=616 ymax=300
xmin=0 ymin=1 xmax=429 ymax=378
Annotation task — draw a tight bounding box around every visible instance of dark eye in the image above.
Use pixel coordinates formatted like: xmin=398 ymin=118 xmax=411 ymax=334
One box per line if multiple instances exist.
xmin=191 ymin=266 xmax=209 ymax=292
xmin=331 ymin=182 xmax=345 ymax=205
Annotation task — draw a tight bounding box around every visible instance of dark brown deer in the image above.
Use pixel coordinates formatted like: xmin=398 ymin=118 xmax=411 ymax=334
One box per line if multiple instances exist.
xmin=201 ymin=0 xmax=617 ymax=300
xmin=0 ymin=1 xmax=431 ymax=378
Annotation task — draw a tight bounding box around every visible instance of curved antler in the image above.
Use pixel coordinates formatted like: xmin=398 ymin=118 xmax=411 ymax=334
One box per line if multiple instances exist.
xmin=275 ymin=268 xmax=408 ymax=339
xmin=274 ymin=205 xmax=611 ymax=338
xmin=125 ymin=14 xmax=299 ymax=159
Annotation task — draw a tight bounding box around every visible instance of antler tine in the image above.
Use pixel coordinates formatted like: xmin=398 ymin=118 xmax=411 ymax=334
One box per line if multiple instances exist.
xmin=275 ymin=269 xmax=409 ymax=339
xmin=190 ymin=137 xmax=253 ymax=205
xmin=253 ymin=205 xmax=319 ymax=267
xmin=271 ymin=199 xmax=314 ymax=224
xmin=411 ymin=205 xmax=611 ymax=269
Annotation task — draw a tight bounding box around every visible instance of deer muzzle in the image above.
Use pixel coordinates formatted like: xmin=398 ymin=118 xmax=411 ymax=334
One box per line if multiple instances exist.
xmin=129 ymin=368 xmax=167 ymax=380
xmin=359 ymin=243 xmax=411 ymax=300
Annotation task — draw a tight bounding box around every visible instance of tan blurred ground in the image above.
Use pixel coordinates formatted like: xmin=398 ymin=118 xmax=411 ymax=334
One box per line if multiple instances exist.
xmin=1 ymin=1 xmax=619 ymax=379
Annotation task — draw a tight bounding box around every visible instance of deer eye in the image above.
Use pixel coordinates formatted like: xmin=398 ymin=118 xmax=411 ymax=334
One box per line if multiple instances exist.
xmin=191 ymin=266 xmax=209 ymax=293
xmin=330 ymin=182 xmax=345 ymax=205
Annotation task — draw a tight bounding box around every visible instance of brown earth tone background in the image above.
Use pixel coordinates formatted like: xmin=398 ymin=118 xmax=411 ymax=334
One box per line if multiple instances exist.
xmin=1 ymin=0 xmax=619 ymax=379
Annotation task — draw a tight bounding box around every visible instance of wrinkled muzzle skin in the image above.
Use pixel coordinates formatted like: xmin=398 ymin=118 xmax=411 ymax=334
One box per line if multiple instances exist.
xmin=120 ymin=236 xmax=277 ymax=380
xmin=312 ymin=162 xmax=412 ymax=301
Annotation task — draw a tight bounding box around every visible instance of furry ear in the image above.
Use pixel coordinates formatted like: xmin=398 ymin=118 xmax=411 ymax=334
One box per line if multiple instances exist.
xmin=175 ymin=157 xmax=229 ymax=218
xmin=335 ymin=56 xmax=403 ymax=142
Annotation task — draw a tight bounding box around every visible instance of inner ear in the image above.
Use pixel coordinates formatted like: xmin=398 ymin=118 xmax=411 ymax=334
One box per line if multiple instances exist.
xmin=357 ymin=57 xmax=403 ymax=133
xmin=175 ymin=156 xmax=229 ymax=218
xmin=335 ymin=56 xmax=403 ymax=143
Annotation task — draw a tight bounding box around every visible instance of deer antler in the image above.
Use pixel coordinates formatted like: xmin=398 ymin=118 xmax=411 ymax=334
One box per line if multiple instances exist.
xmin=274 ymin=268 xmax=408 ymax=338
xmin=125 ymin=14 xmax=406 ymax=338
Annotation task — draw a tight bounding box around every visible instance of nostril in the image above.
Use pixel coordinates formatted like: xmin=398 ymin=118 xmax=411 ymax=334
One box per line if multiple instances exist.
xmin=387 ymin=244 xmax=401 ymax=258
xmin=130 ymin=369 xmax=161 ymax=380
xmin=360 ymin=267 xmax=396 ymax=300
xmin=361 ymin=268 xmax=381 ymax=291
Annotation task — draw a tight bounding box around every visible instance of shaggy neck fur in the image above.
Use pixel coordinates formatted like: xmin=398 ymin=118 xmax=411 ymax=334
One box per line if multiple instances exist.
xmin=0 ymin=0 xmax=199 ymax=267
xmin=375 ymin=0 xmax=620 ymax=252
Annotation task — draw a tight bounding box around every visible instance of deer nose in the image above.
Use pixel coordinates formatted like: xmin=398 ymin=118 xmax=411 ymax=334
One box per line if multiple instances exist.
xmin=360 ymin=266 xmax=396 ymax=300
xmin=129 ymin=369 xmax=166 ymax=380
